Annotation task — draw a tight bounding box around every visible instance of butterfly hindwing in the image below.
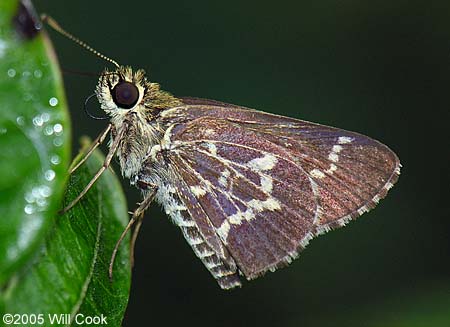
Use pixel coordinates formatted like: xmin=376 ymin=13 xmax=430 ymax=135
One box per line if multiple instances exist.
xmin=155 ymin=99 xmax=400 ymax=286
xmin=169 ymin=129 xmax=316 ymax=278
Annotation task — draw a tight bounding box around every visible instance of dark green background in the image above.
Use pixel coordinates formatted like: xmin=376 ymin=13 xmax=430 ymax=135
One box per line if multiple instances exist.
xmin=33 ymin=0 xmax=449 ymax=326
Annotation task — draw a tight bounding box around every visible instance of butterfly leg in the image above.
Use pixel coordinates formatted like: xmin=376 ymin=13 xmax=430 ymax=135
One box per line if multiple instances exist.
xmin=60 ymin=126 xmax=124 ymax=215
xmin=131 ymin=182 xmax=158 ymax=267
xmin=69 ymin=124 xmax=112 ymax=174
xmin=109 ymin=185 xmax=157 ymax=280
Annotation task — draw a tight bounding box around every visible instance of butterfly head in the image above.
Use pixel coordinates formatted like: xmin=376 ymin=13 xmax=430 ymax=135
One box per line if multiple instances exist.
xmin=96 ymin=66 xmax=147 ymax=116
xmin=95 ymin=66 xmax=182 ymax=122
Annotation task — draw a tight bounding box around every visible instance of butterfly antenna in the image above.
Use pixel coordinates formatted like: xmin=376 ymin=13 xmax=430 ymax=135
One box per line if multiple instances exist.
xmin=41 ymin=14 xmax=120 ymax=68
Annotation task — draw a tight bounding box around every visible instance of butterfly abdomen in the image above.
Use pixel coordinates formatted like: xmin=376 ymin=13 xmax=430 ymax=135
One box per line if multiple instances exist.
xmin=154 ymin=181 xmax=241 ymax=289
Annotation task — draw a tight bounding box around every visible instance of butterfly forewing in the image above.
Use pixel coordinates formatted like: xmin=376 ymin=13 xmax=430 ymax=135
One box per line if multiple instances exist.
xmin=157 ymin=99 xmax=400 ymax=284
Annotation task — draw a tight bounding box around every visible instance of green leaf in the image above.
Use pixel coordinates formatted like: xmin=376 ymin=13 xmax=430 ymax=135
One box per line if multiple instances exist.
xmin=0 ymin=1 xmax=131 ymax=322
xmin=0 ymin=0 xmax=70 ymax=284
xmin=3 ymin=144 xmax=131 ymax=326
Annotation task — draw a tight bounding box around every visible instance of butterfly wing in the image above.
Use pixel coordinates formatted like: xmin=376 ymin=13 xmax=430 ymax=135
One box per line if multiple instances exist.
xmin=156 ymin=98 xmax=400 ymax=286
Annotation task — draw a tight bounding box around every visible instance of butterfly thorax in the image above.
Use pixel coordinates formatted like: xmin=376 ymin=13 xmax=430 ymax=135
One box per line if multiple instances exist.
xmin=95 ymin=66 xmax=183 ymax=179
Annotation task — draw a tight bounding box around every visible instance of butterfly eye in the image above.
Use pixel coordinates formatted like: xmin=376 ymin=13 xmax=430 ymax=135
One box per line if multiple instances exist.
xmin=111 ymin=81 xmax=139 ymax=109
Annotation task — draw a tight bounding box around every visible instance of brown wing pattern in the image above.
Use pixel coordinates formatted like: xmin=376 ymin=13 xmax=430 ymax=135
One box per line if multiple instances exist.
xmin=158 ymin=99 xmax=400 ymax=285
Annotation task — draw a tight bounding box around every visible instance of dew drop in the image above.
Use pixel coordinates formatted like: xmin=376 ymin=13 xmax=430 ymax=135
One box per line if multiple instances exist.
xmin=23 ymin=93 xmax=32 ymax=102
xmin=39 ymin=185 xmax=52 ymax=197
xmin=32 ymin=115 xmax=44 ymax=127
xmin=53 ymin=123 xmax=63 ymax=134
xmin=44 ymin=125 xmax=54 ymax=135
xmin=44 ymin=169 xmax=55 ymax=181
xmin=50 ymin=154 xmax=61 ymax=165
xmin=0 ymin=127 xmax=7 ymax=134
xmin=49 ymin=97 xmax=58 ymax=107
xmin=53 ymin=137 xmax=63 ymax=147
xmin=24 ymin=204 xmax=35 ymax=215
xmin=22 ymin=70 xmax=31 ymax=78
xmin=24 ymin=192 xmax=34 ymax=203
xmin=16 ymin=116 xmax=25 ymax=126
xmin=41 ymin=112 xmax=50 ymax=122
xmin=34 ymin=69 xmax=42 ymax=78
xmin=36 ymin=197 xmax=47 ymax=207
xmin=31 ymin=187 xmax=40 ymax=198
xmin=7 ymin=68 xmax=16 ymax=77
